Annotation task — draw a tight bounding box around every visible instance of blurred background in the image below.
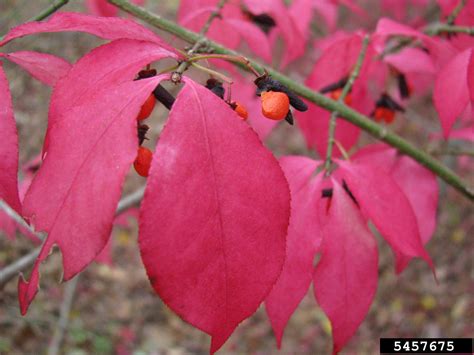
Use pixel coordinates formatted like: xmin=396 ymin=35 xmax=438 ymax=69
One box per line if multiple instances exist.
xmin=0 ymin=0 xmax=472 ymax=354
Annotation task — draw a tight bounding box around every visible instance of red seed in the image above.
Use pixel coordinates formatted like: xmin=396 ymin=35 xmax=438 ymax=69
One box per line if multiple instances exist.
xmin=134 ymin=146 xmax=153 ymax=177
xmin=137 ymin=94 xmax=156 ymax=121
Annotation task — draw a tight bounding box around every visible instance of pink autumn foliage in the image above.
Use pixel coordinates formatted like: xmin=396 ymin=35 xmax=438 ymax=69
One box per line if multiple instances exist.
xmin=139 ymin=78 xmax=290 ymax=353
xmin=264 ymin=153 xmax=435 ymax=353
xmin=297 ymin=33 xmax=374 ymax=157
xmin=433 ymin=48 xmax=474 ymax=137
xmin=352 ymin=144 xmax=439 ymax=272
xmin=85 ymin=0 xmax=145 ymax=17
xmin=0 ymin=1 xmax=470 ymax=354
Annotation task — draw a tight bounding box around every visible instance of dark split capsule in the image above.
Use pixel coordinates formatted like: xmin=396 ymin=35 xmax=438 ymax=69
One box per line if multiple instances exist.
xmin=242 ymin=9 xmax=276 ymax=34
xmin=321 ymin=181 xmax=359 ymax=207
xmin=397 ymin=73 xmax=411 ymax=99
xmin=254 ymin=73 xmax=308 ymax=112
xmin=137 ymin=123 xmax=150 ymax=146
xmin=342 ymin=179 xmax=359 ymax=207
xmin=322 ymin=188 xmax=333 ymax=198
xmin=319 ymin=77 xmax=349 ymax=94
xmin=205 ymin=78 xmax=225 ymax=99
xmin=153 ymin=85 xmax=175 ymax=110
xmin=376 ymin=93 xmax=405 ymax=112
xmin=136 ymin=68 xmax=176 ymax=110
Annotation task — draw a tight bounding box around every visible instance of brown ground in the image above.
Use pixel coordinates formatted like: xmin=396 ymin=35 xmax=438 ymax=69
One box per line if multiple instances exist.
xmin=0 ymin=1 xmax=473 ymax=354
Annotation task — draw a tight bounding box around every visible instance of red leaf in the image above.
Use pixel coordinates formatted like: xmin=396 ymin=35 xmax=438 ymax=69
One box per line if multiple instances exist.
xmin=86 ymin=0 xmax=145 ymax=17
xmin=296 ymin=103 xmax=361 ymax=158
xmin=468 ymin=53 xmax=474 ymax=103
xmin=384 ymin=47 xmax=435 ymax=74
xmin=434 ymin=48 xmax=473 ymax=138
xmin=337 ymin=160 xmax=433 ymax=267
xmin=243 ymin=0 xmax=305 ymax=67
xmin=390 ymin=156 xmax=438 ymax=273
xmin=352 ymin=145 xmax=439 ymax=273
xmin=0 ymin=12 xmax=175 ymax=53
xmin=297 ymin=33 xmax=375 ymax=157
xmin=178 ymin=3 xmax=240 ymax=62
xmin=0 ymin=63 xmax=21 ymax=214
xmin=20 ymin=68 xmax=167 ymax=315
xmin=224 ymin=19 xmax=272 ymax=63
xmin=139 ymin=78 xmax=290 ymax=353
xmin=313 ymin=179 xmax=378 ymax=354
xmin=1 ymin=51 xmax=71 ymax=86
xmin=374 ymin=18 xmax=456 ymax=68
xmin=43 ymin=39 xmax=176 ymax=156
xmin=266 ymin=156 xmax=323 ymax=347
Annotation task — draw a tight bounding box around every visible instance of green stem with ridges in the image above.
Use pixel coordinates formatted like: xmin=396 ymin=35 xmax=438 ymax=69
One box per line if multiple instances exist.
xmin=324 ymin=34 xmax=370 ymax=173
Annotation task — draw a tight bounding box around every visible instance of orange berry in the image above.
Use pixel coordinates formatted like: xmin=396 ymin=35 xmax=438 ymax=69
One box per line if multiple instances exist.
xmin=134 ymin=146 xmax=153 ymax=177
xmin=137 ymin=94 xmax=156 ymax=121
xmin=374 ymin=107 xmax=395 ymax=123
xmin=234 ymin=102 xmax=248 ymax=120
xmin=261 ymin=91 xmax=290 ymax=120
xmin=329 ymin=88 xmax=352 ymax=106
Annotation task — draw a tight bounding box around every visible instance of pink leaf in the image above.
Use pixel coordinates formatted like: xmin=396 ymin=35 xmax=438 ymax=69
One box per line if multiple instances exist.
xmin=289 ymin=0 xmax=315 ymax=41
xmin=86 ymin=0 xmax=145 ymax=17
xmin=313 ymin=179 xmax=378 ymax=354
xmin=433 ymin=48 xmax=472 ymax=138
xmin=43 ymin=39 xmax=176 ymax=156
xmin=243 ymin=0 xmax=305 ymax=67
xmin=0 ymin=12 xmax=175 ymax=53
xmin=297 ymin=33 xmax=375 ymax=157
xmin=467 ymin=50 xmax=474 ymax=103
xmin=139 ymin=78 xmax=290 ymax=354
xmin=337 ymin=160 xmax=433 ymax=267
xmin=374 ymin=18 xmax=456 ymax=68
xmin=224 ymin=19 xmax=272 ymax=63
xmin=296 ymin=103 xmax=361 ymax=158
xmin=1 ymin=51 xmax=71 ymax=86
xmin=384 ymin=47 xmax=435 ymax=74
xmin=390 ymin=157 xmax=438 ymax=273
xmin=313 ymin=1 xmax=338 ymax=31
xmin=0 ymin=63 xmax=21 ymax=214
xmin=178 ymin=4 xmax=240 ymax=56
xmin=352 ymin=145 xmax=439 ymax=273
xmin=20 ymin=69 xmax=167 ymax=315
xmin=266 ymin=156 xmax=323 ymax=347
xmin=86 ymin=0 xmax=120 ymax=17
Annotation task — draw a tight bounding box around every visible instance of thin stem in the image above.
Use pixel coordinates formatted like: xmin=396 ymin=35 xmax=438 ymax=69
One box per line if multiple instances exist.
xmin=189 ymin=54 xmax=261 ymax=76
xmin=446 ymin=0 xmax=466 ymax=25
xmin=48 ymin=275 xmax=80 ymax=355
xmin=107 ymin=0 xmax=474 ymax=200
xmin=191 ymin=62 xmax=233 ymax=84
xmin=0 ymin=199 xmax=43 ymax=240
xmin=172 ymin=0 xmax=227 ymax=82
xmin=28 ymin=0 xmax=70 ymax=22
xmin=1 ymin=0 xmax=69 ymax=42
xmin=429 ymin=147 xmax=474 ymax=157
xmin=0 ymin=187 xmax=145 ymax=288
xmin=425 ymin=24 xmax=474 ymax=36
xmin=324 ymin=34 xmax=370 ymax=173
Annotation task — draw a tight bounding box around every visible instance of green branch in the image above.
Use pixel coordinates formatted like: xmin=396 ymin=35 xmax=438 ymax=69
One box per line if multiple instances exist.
xmin=107 ymin=0 xmax=474 ymax=201
xmin=325 ymin=34 xmax=370 ymax=173
xmin=425 ymin=24 xmax=474 ymax=36
xmin=446 ymin=0 xmax=466 ymax=25
xmin=173 ymin=0 xmax=227 ymax=81
xmin=28 ymin=0 xmax=69 ymax=22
